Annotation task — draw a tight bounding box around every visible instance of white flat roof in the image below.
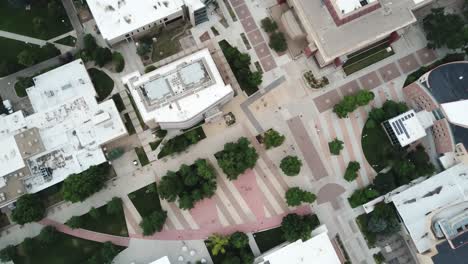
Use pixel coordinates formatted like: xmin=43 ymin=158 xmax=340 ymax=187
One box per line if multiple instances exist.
xmin=129 ymin=48 xmax=233 ymax=126
xmin=387 ymin=110 xmax=427 ymax=147
xmin=1 ymin=59 xmax=126 ymax=194
xmin=259 ymin=227 xmax=341 ymax=264
xmin=86 ymin=0 xmax=184 ymax=41
xmin=149 ymin=256 xmax=171 ymax=264
xmin=441 ymin=100 xmax=468 ymax=129
xmin=0 ymin=136 xmax=25 ymax=178
xmin=334 ymin=0 xmax=378 ymax=14
xmin=391 ymin=163 xmax=468 ymax=253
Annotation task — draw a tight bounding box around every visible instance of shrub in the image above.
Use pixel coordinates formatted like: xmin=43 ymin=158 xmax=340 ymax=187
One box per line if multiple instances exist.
xmin=62 ymin=164 xmax=109 ymax=202
xmin=207 ymin=234 xmax=230 ymax=256
xmin=261 ymin=17 xmax=278 ymax=33
xmin=140 ymin=210 xmax=168 ymax=236
xmin=328 ymin=138 xmax=344 ymax=155
xmin=112 ymin=52 xmax=125 ymax=72
xmin=229 ymin=232 xmax=249 ymax=249
xmin=269 ymin=32 xmax=287 ymax=52
xmin=348 ymin=187 xmax=380 ymax=208
xmin=137 ymin=43 xmax=151 ymax=56
xmin=344 ymin=161 xmax=360 ymax=182
xmin=145 ymin=65 xmax=157 ymax=73
xmin=333 ymin=90 xmax=374 ymax=118
xmin=84 ymin=34 xmax=97 ymax=52
xmin=215 ymin=137 xmax=259 ymax=180
xmin=281 ymin=213 xmax=320 ymax=242
xmin=280 ymin=156 xmax=302 ymax=176
xmin=285 ymin=187 xmax=316 ymax=206
xmin=106 ymin=197 xmax=123 ymax=215
xmin=38 ymin=226 xmax=59 ymax=244
xmin=11 ymin=194 xmax=45 ymax=225
xmin=66 ymin=215 xmax=83 ymax=229
xmin=93 ymin=47 xmax=112 ymax=67
xmin=263 ymin=129 xmax=285 ymax=149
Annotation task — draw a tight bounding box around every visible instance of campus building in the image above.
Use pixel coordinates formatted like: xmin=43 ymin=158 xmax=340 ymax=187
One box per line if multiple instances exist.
xmin=282 ymin=0 xmax=434 ymax=67
xmin=126 ymin=48 xmax=234 ymax=130
xmin=0 ymin=60 xmax=127 ymax=209
xmin=391 ymin=163 xmax=468 ymax=263
xmin=86 ymin=0 xmax=208 ymax=45
xmin=254 ymin=225 xmax=343 ymax=264
xmin=382 ymin=109 xmax=434 ymax=147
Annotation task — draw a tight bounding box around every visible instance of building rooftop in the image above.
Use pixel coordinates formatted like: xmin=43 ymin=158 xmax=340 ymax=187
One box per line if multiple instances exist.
xmin=0 ymin=59 xmax=126 ymax=207
xmin=391 ymin=163 xmax=468 ymax=253
xmin=257 ymin=226 xmax=341 ymax=264
xmin=441 ymin=100 xmax=468 ymax=129
xmin=289 ymin=0 xmax=420 ymax=64
xmin=149 ymin=256 xmax=171 ymax=264
xmin=128 ymin=48 xmax=233 ymax=127
xmin=333 ymin=0 xmax=378 ymax=15
xmin=384 ymin=110 xmax=430 ymax=147
xmin=86 ymin=0 xmax=185 ymax=41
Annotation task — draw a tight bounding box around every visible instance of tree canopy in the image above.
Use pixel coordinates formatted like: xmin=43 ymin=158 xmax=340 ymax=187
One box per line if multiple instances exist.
xmin=215 ymin=137 xmax=259 ymax=180
xmin=269 ymin=32 xmax=287 ymax=52
xmin=280 ymin=156 xmax=302 ymax=176
xmin=11 ymin=194 xmax=45 ymax=225
xmin=38 ymin=225 xmax=59 ymax=245
xmin=285 ymin=187 xmax=316 ymax=207
xmin=281 ymin=213 xmax=320 ymax=242
xmin=61 ymin=163 xmax=110 ymax=203
xmin=344 ymin=161 xmax=360 ymax=182
xmin=333 ymin=90 xmax=374 ymax=118
xmin=261 ymin=17 xmax=278 ymax=33
xmin=348 ymin=186 xmax=380 ymax=208
xmin=263 ymin=129 xmax=285 ymax=149
xmin=328 ymin=138 xmax=344 ymax=155
xmin=207 ymin=232 xmax=254 ymax=264
xmin=158 ymin=159 xmax=217 ymax=210
xmin=140 ymin=210 xmax=168 ymax=236
xmin=423 ymin=8 xmax=467 ymax=50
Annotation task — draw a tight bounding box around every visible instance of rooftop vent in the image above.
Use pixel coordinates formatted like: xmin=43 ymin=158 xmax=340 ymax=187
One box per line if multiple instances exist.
xmin=105 ymin=5 xmax=115 ymax=11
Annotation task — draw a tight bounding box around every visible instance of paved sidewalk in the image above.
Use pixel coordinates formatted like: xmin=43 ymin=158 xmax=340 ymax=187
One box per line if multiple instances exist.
xmin=39 ymin=218 xmax=130 ymax=247
xmin=0 ymin=30 xmax=48 ymax=46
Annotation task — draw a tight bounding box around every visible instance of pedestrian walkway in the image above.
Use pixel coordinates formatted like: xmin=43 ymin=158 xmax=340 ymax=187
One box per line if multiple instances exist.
xmin=0 ymin=30 xmax=48 ymax=46
xmin=39 ymin=218 xmax=130 ymax=247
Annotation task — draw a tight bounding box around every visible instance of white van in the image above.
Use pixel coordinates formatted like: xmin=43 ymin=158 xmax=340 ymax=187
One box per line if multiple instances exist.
xmin=3 ymin=100 xmax=13 ymax=114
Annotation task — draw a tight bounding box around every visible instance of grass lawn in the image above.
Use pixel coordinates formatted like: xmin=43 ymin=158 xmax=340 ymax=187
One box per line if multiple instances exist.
xmin=12 ymin=232 xmax=125 ymax=264
xmin=0 ymin=1 xmax=72 ymax=39
xmin=151 ymin=23 xmax=187 ymax=62
xmin=343 ymin=42 xmax=394 ymax=75
xmin=79 ymin=204 xmax=129 ymax=237
xmin=88 ymin=68 xmax=114 ymax=102
xmin=149 ymin=140 xmax=162 ymax=151
xmin=361 ymin=119 xmax=394 ymax=172
xmin=158 ymin=127 xmax=206 ymax=158
xmin=253 ymin=226 xmax=286 ymax=253
xmin=128 ymin=183 xmax=161 ymax=217
xmin=112 ymin=94 xmax=126 ymax=112
xmin=54 ymin=35 xmax=77 ymax=47
xmin=124 ymin=113 xmax=136 ymax=135
xmin=135 ymin=147 xmax=150 ymax=166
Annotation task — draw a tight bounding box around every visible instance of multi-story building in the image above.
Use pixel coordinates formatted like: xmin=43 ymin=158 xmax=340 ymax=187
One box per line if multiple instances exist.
xmin=86 ymin=0 xmax=209 ymax=45
xmin=283 ymin=0 xmax=436 ymax=67
xmin=0 ymin=60 xmax=127 ymax=209
xmin=125 ymin=48 xmax=234 ymax=130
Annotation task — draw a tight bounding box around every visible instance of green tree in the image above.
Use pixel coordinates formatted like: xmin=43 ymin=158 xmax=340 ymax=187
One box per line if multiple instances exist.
xmin=285 ymin=187 xmax=316 ymax=206
xmin=11 ymin=194 xmax=45 ymax=225
xmin=229 ymin=231 xmax=249 ymax=249
xmin=112 ymin=51 xmax=125 ymax=72
xmin=280 ymin=156 xmax=302 ymax=176
xmin=89 ymin=207 xmax=101 ymax=219
xmin=246 ymin=71 xmax=262 ymax=89
xmin=207 ymin=234 xmax=230 ymax=256
xmin=137 ymin=43 xmax=151 ymax=56
xmin=100 ymin=242 xmax=119 ymax=264
xmin=140 ymin=210 xmax=167 ymax=236
xmin=84 ymin=34 xmax=97 ymax=52
xmin=328 ymin=138 xmax=344 ymax=155
xmin=38 ymin=226 xmax=59 ymax=244
xmin=195 ymin=159 xmax=216 ymax=180
xmin=106 ymin=197 xmax=122 ymax=215
xmin=178 ymin=194 xmax=195 ymax=210
xmin=0 ymin=245 xmax=16 ymax=262
xmin=367 ymin=203 xmax=400 ymax=234
xmin=66 ymin=216 xmax=83 ymax=229
xmin=17 ymin=49 xmax=37 ymax=67
xmin=281 ymin=213 xmax=320 ymax=242
xmin=215 ymin=137 xmax=259 ymax=180
xmin=263 ymin=129 xmax=285 ymax=149
xmin=94 ymin=47 xmax=112 ymax=67
xmin=22 ymin=237 xmax=34 ymax=255
xmin=356 ymin=90 xmax=375 ymax=106
xmin=423 ymin=8 xmax=466 ymax=50
xmin=62 ymin=164 xmax=109 ymax=203
xmin=261 ymin=17 xmax=278 ymax=33
xmin=344 ymin=161 xmax=360 ymax=182
xmin=158 ymin=171 xmax=184 ymax=202
xmin=348 ymin=187 xmax=380 ymax=208
xmin=222 ymin=256 xmax=241 ymax=264
xmin=269 ymin=32 xmax=287 ymax=52
xmin=369 ymin=107 xmax=386 ymax=123
xmin=373 ymin=171 xmax=397 ymax=194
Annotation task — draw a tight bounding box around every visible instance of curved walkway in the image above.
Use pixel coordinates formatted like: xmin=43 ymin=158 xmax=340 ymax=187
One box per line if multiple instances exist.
xmin=39 ymin=218 xmax=130 ymax=247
